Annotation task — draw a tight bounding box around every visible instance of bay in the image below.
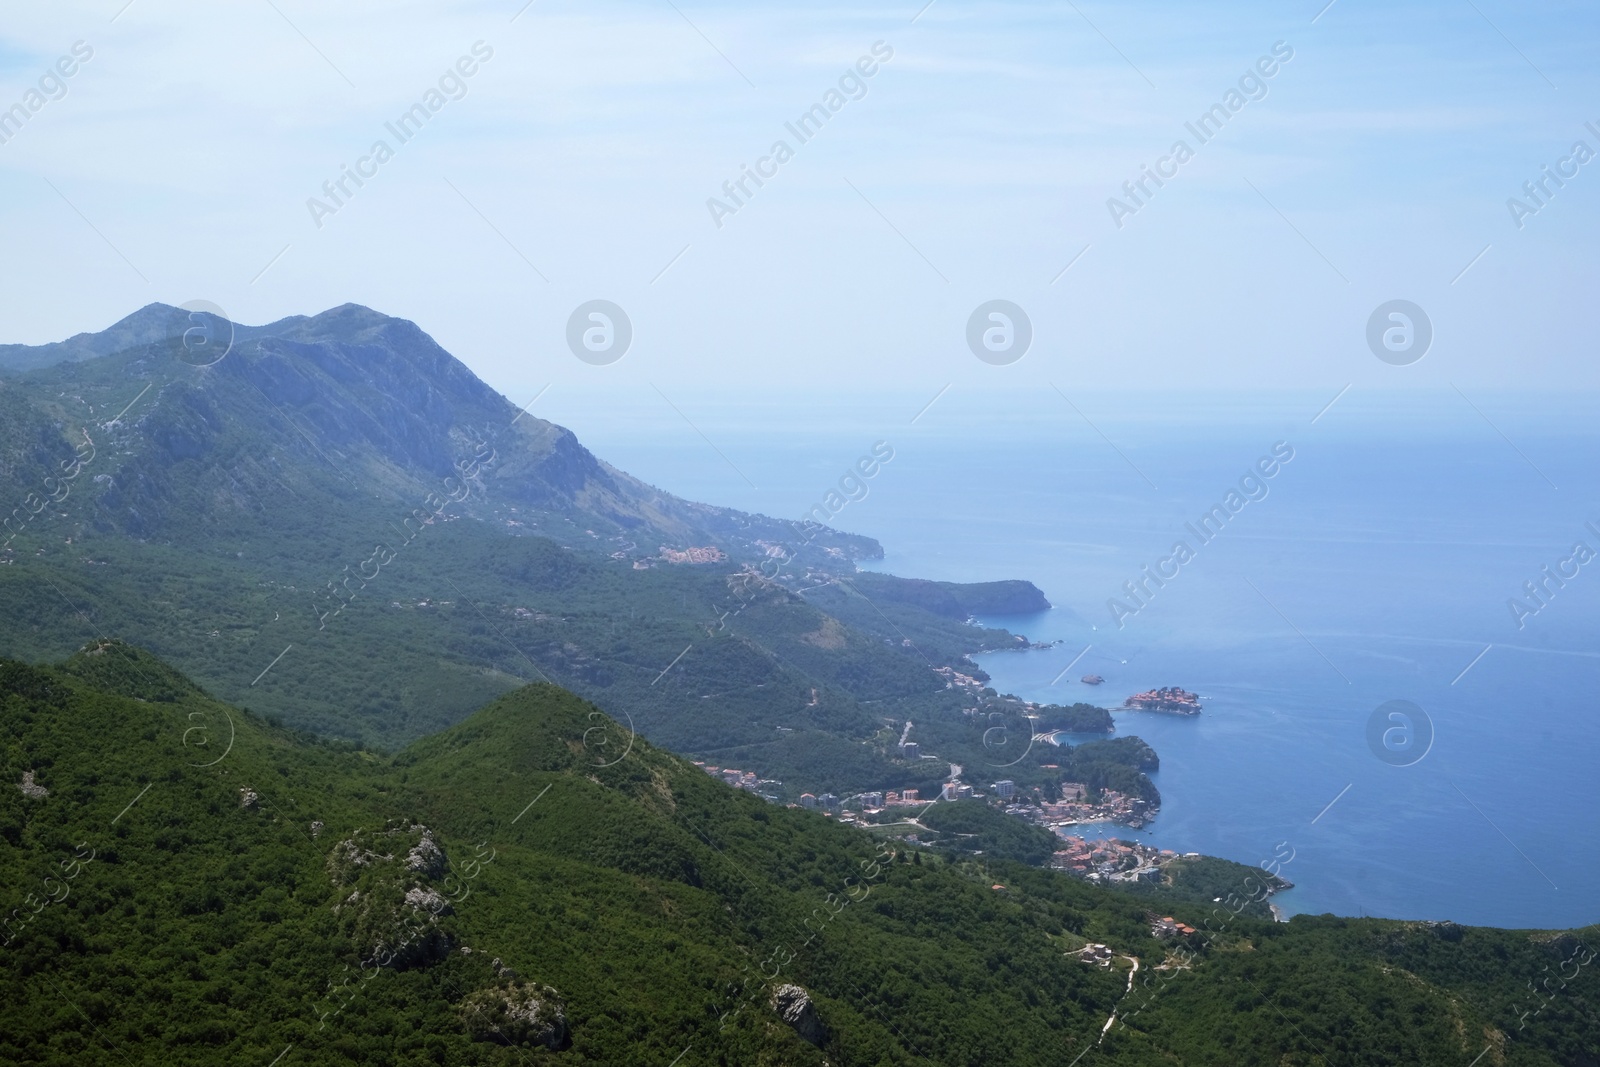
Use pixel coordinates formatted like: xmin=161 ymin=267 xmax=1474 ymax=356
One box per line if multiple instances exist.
xmin=553 ymin=386 xmax=1600 ymax=928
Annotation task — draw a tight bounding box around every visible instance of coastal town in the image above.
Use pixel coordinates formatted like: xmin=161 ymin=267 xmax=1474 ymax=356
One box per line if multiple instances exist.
xmin=1050 ymin=834 xmax=1194 ymax=884
xmin=694 ymin=751 xmax=1154 ymax=830
xmin=1022 ymin=785 xmax=1155 ymax=829
xmin=695 ymin=686 xmax=1229 ymax=894
xmin=1123 ymin=686 xmax=1202 ymax=714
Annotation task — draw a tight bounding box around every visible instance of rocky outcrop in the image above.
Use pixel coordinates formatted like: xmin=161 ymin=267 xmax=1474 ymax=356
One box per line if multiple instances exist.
xmin=406 ymin=830 xmax=447 ymax=877
xmin=17 ymin=771 xmax=48 ymax=799
xmin=770 ymin=984 xmax=827 ymax=1047
xmin=461 ymin=982 xmax=569 ymax=1050
xmin=403 ymin=886 xmax=452 ymax=916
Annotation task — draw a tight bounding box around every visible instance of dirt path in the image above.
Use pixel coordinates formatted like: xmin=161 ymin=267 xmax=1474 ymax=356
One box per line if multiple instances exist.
xmin=1097 ymin=956 xmax=1140 ymax=1039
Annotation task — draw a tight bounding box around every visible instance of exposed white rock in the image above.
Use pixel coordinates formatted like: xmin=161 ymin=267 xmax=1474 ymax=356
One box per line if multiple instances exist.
xmin=461 ymin=982 xmax=568 ymax=1049
xmin=771 ymin=984 xmax=827 ymax=1046
xmin=404 ymin=886 xmax=451 ymax=915
xmin=406 ymin=830 xmax=447 ymax=877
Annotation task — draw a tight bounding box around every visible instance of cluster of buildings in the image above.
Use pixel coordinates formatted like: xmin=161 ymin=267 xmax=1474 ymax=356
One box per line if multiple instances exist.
xmin=797 ymin=788 xmax=926 ymax=813
xmin=1070 ymin=917 xmax=1197 ymax=971
xmin=932 ymin=779 xmax=1016 ymax=801
xmin=1075 ymin=943 xmax=1115 ymax=967
xmin=1123 ymin=686 xmax=1202 ymax=715
xmin=932 ymin=665 xmax=988 ymax=692
xmin=1150 ymin=914 xmax=1199 ymax=939
xmin=692 ymin=762 xmax=780 ymax=798
xmin=1050 ymin=834 xmax=1199 ymax=885
xmin=659 ymin=545 xmax=727 ymax=564
xmin=1034 ymin=787 xmax=1153 ymax=829
xmin=894 ymin=721 xmax=925 ymax=761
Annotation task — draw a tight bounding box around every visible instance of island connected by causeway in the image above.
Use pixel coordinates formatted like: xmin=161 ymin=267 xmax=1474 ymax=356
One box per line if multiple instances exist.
xmin=1123 ymin=687 xmax=1202 ymax=715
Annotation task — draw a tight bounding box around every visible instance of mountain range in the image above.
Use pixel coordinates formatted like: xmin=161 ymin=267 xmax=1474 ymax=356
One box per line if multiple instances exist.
xmin=0 ymin=302 xmax=881 ymax=557
xmin=0 ymin=304 xmax=1062 ymax=794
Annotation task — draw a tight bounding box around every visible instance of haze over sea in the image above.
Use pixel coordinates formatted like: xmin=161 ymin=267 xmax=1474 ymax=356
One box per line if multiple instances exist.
xmin=550 ymin=386 xmax=1599 ymax=930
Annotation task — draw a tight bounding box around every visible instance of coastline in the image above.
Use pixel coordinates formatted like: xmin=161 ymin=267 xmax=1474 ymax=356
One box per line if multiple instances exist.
xmin=760 ymin=413 xmax=1600 ymax=930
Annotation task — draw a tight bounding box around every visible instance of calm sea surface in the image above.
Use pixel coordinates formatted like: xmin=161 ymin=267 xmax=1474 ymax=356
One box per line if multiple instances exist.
xmin=554 ymin=388 xmax=1600 ymax=928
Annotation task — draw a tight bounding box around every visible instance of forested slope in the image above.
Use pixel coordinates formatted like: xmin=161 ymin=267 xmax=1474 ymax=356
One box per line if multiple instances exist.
xmin=1 ymin=645 xmax=1593 ymax=1066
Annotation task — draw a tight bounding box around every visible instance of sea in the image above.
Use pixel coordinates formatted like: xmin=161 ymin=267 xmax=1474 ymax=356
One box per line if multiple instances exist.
xmin=547 ymin=385 xmax=1600 ymax=929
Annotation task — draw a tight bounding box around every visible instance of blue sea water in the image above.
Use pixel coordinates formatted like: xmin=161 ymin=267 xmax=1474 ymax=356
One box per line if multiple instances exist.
xmin=551 ymin=387 xmax=1600 ymax=929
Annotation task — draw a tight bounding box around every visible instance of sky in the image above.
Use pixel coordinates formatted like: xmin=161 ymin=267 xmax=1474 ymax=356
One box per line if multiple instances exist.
xmin=1 ymin=0 xmax=1598 ymax=407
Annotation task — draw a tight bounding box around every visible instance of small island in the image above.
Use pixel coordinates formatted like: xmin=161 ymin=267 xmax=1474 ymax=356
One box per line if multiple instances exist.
xmin=1123 ymin=687 xmax=1201 ymax=715
xmin=1080 ymin=674 xmax=1104 ymax=685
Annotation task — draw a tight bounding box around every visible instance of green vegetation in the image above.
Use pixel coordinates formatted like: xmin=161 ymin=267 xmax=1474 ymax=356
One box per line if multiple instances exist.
xmin=1034 ymin=702 xmax=1115 ymax=734
xmin=0 ymin=645 xmax=1595 ymax=1065
xmin=0 ymin=304 xmax=1149 ymax=816
xmin=1053 ymin=736 xmax=1161 ymax=806
xmin=916 ymin=800 xmax=1060 ymax=866
xmin=840 ymin=573 xmax=1050 ymax=619
xmin=0 ymin=435 xmax=1137 ymax=810
xmin=1112 ymin=854 xmax=1293 ymax=921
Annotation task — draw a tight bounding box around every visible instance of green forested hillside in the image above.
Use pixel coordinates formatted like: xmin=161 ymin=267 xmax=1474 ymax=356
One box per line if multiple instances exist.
xmin=1 ymin=645 xmax=1595 ymax=1066
xmin=0 ymin=517 xmax=1073 ymax=799
xmin=916 ymin=799 xmax=1062 ymax=865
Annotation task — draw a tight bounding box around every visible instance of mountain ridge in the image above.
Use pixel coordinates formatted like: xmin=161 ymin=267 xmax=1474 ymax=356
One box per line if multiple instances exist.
xmin=0 ymin=301 xmax=885 ymax=562
xmin=0 ymin=305 xmax=1053 ymax=804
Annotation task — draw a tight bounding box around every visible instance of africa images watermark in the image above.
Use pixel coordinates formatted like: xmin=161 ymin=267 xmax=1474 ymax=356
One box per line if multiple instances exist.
xmin=311 ymin=434 xmax=498 ymax=631
xmin=306 ymin=41 xmax=495 ymax=229
xmin=708 ymin=441 xmax=895 ymax=636
xmin=1107 ymin=40 xmax=1295 ymax=229
xmin=706 ymin=41 xmax=895 ymax=229
xmin=798 ymin=441 xmax=895 ymax=527
xmin=1506 ymin=120 xmax=1600 ymax=230
xmin=0 ymin=432 xmax=96 ymax=553
xmin=1106 ymin=442 xmax=1295 ymax=628
xmin=1506 ymin=519 xmax=1600 ymax=630
xmin=0 ymin=40 xmax=94 ymax=147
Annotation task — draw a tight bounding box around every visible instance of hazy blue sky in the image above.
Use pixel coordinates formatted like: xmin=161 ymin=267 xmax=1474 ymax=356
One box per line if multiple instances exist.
xmin=1 ymin=0 xmax=1597 ymax=402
